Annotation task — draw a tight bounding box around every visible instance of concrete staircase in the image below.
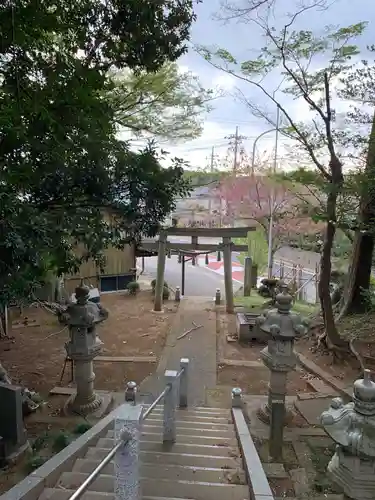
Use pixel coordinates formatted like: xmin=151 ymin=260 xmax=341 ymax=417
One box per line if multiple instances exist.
xmin=38 ymin=406 xmax=250 ymax=500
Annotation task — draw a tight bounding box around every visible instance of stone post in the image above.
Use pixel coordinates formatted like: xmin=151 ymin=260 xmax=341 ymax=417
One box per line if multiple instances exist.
xmin=320 ymin=369 xmax=375 ymax=500
xmin=223 ymin=236 xmax=234 ymax=314
xmin=179 ymin=358 xmax=189 ymax=408
xmin=215 ymin=288 xmax=221 ymax=305
xmin=244 ymin=256 xmax=252 ymax=297
xmin=114 ymin=404 xmax=142 ymax=500
xmin=64 ymin=283 xmax=109 ymax=415
xmin=163 ymin=370 xmax=178 ymax=443
xmin=255 ymin=287 xmax=308 ymax=458
xmin=232 ymin=387 xmax=243 ymax=408
xmin=125 ymin=381 xmax=137 ymax=403
xmin=154 ymin=232 xmax=167 ymax=311
xmin=175 ymin=286 xmax=181 ymax=302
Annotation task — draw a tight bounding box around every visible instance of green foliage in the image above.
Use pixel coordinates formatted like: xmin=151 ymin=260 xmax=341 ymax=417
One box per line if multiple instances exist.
xmin=183 ymin=170 xmax=224 ymax=186
xmin=25 ymin=456 xmax=46 ymax=474
xmin=127 ymin=281 xmax=140 ymax=296
xmin=109 ymin=63 xmax=213 ymax=141
xmin=51 ymin=432 xmax=70 ymax=453
xmin=0 ymin=0 xmax=196 ymax=306
xmin=247 ymin=227 xmax=268 ymax=272
xmin=163 ymin=286 xmax=170 ymax=300
xmin=73 ymin=422 xmax=93 ymax=435
xmin=31 ymin=433 xmax=50 ymax=453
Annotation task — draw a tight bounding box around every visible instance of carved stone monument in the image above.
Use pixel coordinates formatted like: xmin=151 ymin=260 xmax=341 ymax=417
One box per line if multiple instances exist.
xmin=320 ymin=369 xmax=375 ymax=500
xmin=0 ymin=382 xmax=30 ymax=465
xmin=63 ymin=283 xmax=109 ymax=415
xmin=256 ymin=286 xmax=308 ymax=458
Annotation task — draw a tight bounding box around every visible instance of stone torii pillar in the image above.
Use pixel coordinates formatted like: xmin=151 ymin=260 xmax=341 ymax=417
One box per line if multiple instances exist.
xmin=223 ymin=236 xmax=234 ymax=314
xmin=320 ymin=369 xmax=375 ymax=500
xmin=154 ymin=231 xmax=167 ymax=311
xmin=63 ymin=283 xmax=109 ymax=415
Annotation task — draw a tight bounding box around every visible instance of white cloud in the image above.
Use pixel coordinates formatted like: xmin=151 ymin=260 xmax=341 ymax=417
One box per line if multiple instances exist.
xmin=211 ymin=73 xmax=236 ymax=91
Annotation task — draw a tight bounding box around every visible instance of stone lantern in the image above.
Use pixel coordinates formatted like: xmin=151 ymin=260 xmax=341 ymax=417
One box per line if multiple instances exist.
xmin=320 ymin=369 xmax=375 ymax=500
xmin=256 ymin=285 xmax=308 ymax=424
xmin=63 ymin=283 xmax=109 ymax=415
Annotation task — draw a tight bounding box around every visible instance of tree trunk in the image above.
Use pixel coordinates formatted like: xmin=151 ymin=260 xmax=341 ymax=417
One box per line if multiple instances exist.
xmin=340 ymin=111 xmax=375 ymax=316
xmin=319 ymin=158 xmax=349 ymax=350
xmin=319 ymin=219 xmax=347 ymax=348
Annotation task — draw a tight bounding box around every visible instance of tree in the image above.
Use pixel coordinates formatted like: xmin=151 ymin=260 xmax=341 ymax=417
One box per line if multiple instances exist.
xmin=197 ymin=0 xmax=367 ymax=350
xmin=216 ymin=172 xmax=322 ymax=257
xmin=337 ymin=57 xmax=375 ymax=315
xmin=108 ymin=62 xmax=213 ymax=141
xmin=0 ymin=0 xmax=197 ymax=307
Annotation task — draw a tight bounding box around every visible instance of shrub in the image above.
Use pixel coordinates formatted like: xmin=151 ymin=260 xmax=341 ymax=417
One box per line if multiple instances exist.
xmin=151 ymin=279 xmax=168 ymax=295
xmin=163 ymin=286 xmax=170 ymax=300
xmin=25 ymin=456 xmax=46 ymax=473
xmin=52 ymin=431 xmax=70 ymax=452
xmin=73 ymin=422 xmax=92 ymax=435
xmin=127 ymin=281 xmax=140 ymax=296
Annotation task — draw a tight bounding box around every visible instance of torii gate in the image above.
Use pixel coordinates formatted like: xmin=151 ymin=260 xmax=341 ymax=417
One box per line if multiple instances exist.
xmin=150 ymin=227 xmax=255 ymax=313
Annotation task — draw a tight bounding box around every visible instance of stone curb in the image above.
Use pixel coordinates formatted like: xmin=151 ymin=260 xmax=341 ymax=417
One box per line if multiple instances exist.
xmin=0 ymin=405 xmax=124 ymax=500
xmin=232 ymin=407 xmax=274 ymax=500
xmin=297 ymin=352 xmax=352 ymax=400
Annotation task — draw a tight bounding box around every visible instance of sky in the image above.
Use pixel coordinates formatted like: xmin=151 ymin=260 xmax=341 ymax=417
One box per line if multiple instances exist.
xmin=136 ymin=0 xmax=375 ymax=171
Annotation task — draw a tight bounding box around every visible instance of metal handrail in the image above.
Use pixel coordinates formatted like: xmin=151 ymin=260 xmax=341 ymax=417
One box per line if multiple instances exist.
xmin=67 ymin=366 xmax=185 ymax=500
xmin=68 ymin=432 xmax=129 ymax=500
xmin=142 ymin=367 xmax=184 ymax=420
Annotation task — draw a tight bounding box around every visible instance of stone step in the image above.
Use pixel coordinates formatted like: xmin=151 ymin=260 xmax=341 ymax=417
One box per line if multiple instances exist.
xmin=39 ymin=490 xmax=113 ymax=500
xmin=149 ymin=406 xmax=229 ymax=416
xmin=71 ymin=462 xmax=246 ymax=484
xmin=98 ymin=434 xmax=237 ymax=448
xmin=85 ymin=448 xmax=241 ymax=468
xmin=91 ymin=440 xmax=239 ymax=457
xmin=146 ymin=413 xmax=231 ymax=424
xmin=106 ymin=425 xmax=236 ymax=439
xmin=138 ymin=419 xmax=233 ymax=430
xmin=57 ymin=473 xmax=249 ymax=500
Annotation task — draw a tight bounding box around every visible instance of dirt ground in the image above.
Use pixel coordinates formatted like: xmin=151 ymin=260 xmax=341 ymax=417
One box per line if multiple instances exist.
xmin=0 ymin=291 xmax=177 ymax=395
xmin=217 ymin=313 xmax=311 ymax=395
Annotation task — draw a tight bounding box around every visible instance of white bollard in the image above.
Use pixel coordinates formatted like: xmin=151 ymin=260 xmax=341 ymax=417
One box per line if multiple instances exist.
xmin=175 ymin=286 xmax=181 ymax=302
xmin=215 ymin=288 xmax=221 ymax=305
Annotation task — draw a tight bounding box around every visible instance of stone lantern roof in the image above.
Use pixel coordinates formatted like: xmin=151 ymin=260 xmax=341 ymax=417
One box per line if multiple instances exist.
xmin=256 ymin=285 xmax=309 ymax=340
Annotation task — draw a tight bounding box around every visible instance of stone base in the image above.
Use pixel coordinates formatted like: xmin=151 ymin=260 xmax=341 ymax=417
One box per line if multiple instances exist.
xmin=257 ymin=402 xmax=295 ymax=426
xmin=236 ymin=312 xmax=265 ymax=343
xmin=64 ymin=391 xmax=113 ymax=418
xmin=328 ymin=447 xmax=375 ymax=500
xmin=1 ymin=440 xmax=31 ymax=467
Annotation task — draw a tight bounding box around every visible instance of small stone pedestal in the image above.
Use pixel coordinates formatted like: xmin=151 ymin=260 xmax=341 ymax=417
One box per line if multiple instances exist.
xmin=320 ymin=370 xmax=375 ymax=500
xmin=255 ymin=287 xmax=308 ymax=459
xmin=63 ymin=283 xmax=110 ymax=416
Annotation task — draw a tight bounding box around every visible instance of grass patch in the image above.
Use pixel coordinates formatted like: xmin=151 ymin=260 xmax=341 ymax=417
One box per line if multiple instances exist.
xmin=234 ymin=294 xmax=318 ymax=316
xmin=307 ymin=442 xmax=340 ymax=494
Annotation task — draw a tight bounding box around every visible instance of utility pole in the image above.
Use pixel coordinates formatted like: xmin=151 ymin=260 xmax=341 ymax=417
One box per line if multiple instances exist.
xmin=225 ymin=126 xmax=247 ymax=176
xmin=233 ymin=126 xmax=239 ymax=174
xmin=267 ymin=105 xmax=280 ymax=279
xmin=208 ymin=146 xmax=215 ymax=217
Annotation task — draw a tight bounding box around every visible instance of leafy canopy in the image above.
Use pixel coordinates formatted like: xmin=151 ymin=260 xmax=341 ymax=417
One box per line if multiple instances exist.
xmin=0 ymin=0 xmax=198 ymax=304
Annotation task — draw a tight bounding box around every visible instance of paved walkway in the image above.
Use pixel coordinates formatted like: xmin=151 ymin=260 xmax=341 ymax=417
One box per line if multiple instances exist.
xmin=139 ymin=297 xmax=217 ymax=407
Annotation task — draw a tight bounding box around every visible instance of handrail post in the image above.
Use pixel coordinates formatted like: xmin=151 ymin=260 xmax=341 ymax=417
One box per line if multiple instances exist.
xmin=114 ymin=405 xmax=143 ymax=500
xmin=163 ymin=370 xmax=178 ymax=443
xmin=179 ymin=358 xmax=189 ymax=408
